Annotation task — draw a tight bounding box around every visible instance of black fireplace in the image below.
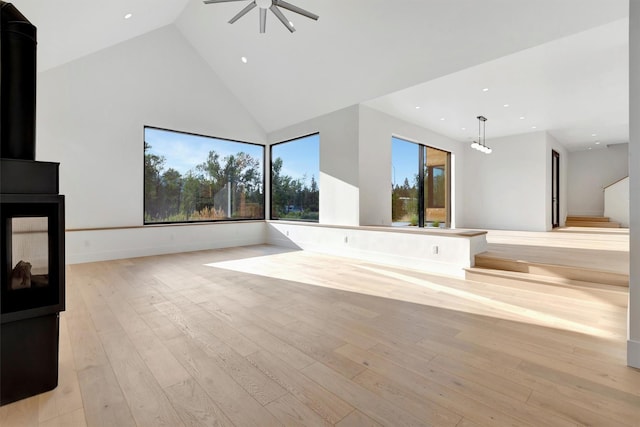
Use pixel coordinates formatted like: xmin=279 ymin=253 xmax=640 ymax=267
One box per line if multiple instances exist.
xmin=1 ymin=1 xmax=65 ymax=405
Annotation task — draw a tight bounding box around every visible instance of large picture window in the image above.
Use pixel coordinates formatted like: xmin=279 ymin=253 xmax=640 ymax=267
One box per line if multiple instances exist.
xmin=392 ymin=137 xmax=450 ymax=227
xmin=270 ymin=134 xmax=320 ymax=222
xmin=144 ymin=127 xmax=264 ymax=224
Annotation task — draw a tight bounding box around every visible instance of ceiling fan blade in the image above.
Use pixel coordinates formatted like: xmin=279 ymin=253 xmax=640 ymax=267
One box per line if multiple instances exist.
xmin=274 ymin=0 xmax=318 ymax=20
xmin=270 ymin=5 xmax=295 ymax=32
xmin=260 ymin=8 xmax=267 ymax=33
xmin=229 ymin=1 xmax=257 ymax=23
xmin=204 ymin=0 xmax=251 ymax=4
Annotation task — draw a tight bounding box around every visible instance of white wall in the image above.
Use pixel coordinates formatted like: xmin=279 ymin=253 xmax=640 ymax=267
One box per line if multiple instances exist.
xmin=268 ymin=106 xmax=360 ymax=226
xmin=358 ymin=106 xmax=465 ymax=227
xmin=67 ymin=222 xmax=266 ymax=264
xmin=628 ymin=0 xmax=639 ymax=369
xmin=35 ymin=25 xmax=267 ymax=262
xmin=546 ymin=133 xmax=569 ymax=228
xmin=567 ymin=143 xmax=629 ymax=216
xmin=461 ymin=131 xmax=550 ymax=231
xmin=268 ymin=105 xmax=466 ymax=228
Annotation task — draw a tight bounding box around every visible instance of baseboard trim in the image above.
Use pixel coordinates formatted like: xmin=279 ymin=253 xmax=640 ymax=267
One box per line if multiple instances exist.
xmin=628 ymin=339 xmax=640 ymax=368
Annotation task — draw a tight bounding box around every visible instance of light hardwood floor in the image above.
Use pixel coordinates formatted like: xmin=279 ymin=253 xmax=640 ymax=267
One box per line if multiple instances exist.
xmin=1 ymin=229 xmax=638 ymax=427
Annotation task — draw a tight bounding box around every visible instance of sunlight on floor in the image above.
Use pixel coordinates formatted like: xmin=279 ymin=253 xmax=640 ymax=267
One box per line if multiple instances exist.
xmin=205 ymin=251 xmax=622 ymax=340
xmin=355 ymin=264 xmax=617 ymax=339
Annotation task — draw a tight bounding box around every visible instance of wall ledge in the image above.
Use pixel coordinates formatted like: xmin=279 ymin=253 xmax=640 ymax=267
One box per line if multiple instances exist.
xmin=267 ymin=220 xmax=487 ymax=238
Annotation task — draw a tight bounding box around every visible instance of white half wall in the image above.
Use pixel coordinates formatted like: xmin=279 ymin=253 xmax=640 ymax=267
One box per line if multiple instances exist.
xmin=268 ymin=106 xmax=360 ymax=226
xmin=35 ymin=25 xmax=267 ymax=262
xmin=267 ymin=222 xmax=487 ymax=278
xmin=461 ymin=131 xmax=550 ymax=231
xmin=567 ymin=143 xmax=629 ymax=216
xmin=358 ymin=106 xmax=465 ymax=228
xmin=628 ymin=0 xmax=639 ymax=369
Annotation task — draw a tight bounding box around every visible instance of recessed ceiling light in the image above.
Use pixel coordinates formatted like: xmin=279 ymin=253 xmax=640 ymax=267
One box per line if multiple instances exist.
xmin=241 ymin=56 xmax=248 ymax=63
xmin=503 ymin=104 xmax=509 ymax=108
xmin=532 ymin=126 xmax=537 ymax=129
xmin=595 ymin=141 xmax=601 ymax=145
xmin=482 ymin=88 xmax=489 ymax=92
xmin=415 ymin=106 xmax=421 ymax=109
xmin=519 ymin=116 xmax=525 ymax=120
xmin=440 ymin=117 xmax=445 ymax=121
xmin=461 ymin=127 xmax=466 ymax=131
xmin=124 ymin=13 xmax=133 ymax=19
xmin=592 ymin=133 xmax=597 ymax=137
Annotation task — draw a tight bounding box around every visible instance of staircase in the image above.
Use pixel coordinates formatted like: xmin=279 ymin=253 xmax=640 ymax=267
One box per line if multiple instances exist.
xmin=565 ymin=215 xmax=620 ymax=228
xmin=465 ymin=230 xmax=629 ymax=295
xmin=466 ymin=253 xmax=629 ymax=288
xmin=465 ymin=255 xmax=629 ymax=305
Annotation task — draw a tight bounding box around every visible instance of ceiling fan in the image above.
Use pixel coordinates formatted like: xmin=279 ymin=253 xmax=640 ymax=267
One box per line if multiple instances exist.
xmin=203 ymin=0 xmax=319 ymax=33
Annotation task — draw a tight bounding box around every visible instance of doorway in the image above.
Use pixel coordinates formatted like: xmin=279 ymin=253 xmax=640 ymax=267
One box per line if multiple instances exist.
xmin=392 ymin=137 xmax=450 ymax=227
xmin=552 ymin=150 xmax=560 ymax=228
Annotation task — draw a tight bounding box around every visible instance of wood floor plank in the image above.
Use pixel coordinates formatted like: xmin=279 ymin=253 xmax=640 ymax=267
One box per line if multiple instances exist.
xmin=7 ymin=231 xmax=633 ymax=427
xmin=335 ymin=410 xmax=384 ymax=427
xmin=526 ymin=389 xmax=637 ymax=427
xmin=352 ymin=368 xmax=529 ymax=427
xmin=428 ymin=355 xmax=533 ymax=403
xmin=0 ymin=395 xmax=40 ymax=427
xmin=272 ymin=301 xmax=380 ymax=350
xmin=65 ymin=295 xmax=110 ymax=372
xmin=126 ymin=323 xmax=192 ymax=389
xmin=76 ymin=365 xmax=137 ymax=427
xmin=37 ymin=314 xmax=84 ymax=424
xmin=260 ymin=319 xmax=367 ymax=379
xmin=337 ymin=343 xmax=576 ymax=427
xmin=238 ymin=323 xmax=316 ymax=370
xmin=38 ymin=408 xmax=87 ymax=427
xmin=98 ymin=330 xmax=185 ymax=427
xmin=367 ymin=342 xmax=437 ymax=372
xmin=301 ymin=362 xmax=433 ymax=427
xmin=265 ymin=393 xmax=332 ymax=427
xmin=456 ymin=329 xmax=640 ymax=396
xmin=164 ymin=378 xmax=236 ymax=427
xmin=165 ymin=335 xmax=282 ymax=426
xmin=202 ymin=339 xmax=289 ymax=406
xmin=246 ymin=350 xmax=354 ymax=424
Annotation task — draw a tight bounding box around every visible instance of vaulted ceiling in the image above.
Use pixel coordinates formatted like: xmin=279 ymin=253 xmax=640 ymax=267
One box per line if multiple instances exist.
xmin=11 ymin=0 xmax=630 ymax=150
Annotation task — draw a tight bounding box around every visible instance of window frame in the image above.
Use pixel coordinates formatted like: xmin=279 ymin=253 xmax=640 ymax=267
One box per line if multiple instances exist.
xmin=143 ymin=125 xmax=266 ymax=225
xmin=269 ymin=132 xmax=320 ymax=222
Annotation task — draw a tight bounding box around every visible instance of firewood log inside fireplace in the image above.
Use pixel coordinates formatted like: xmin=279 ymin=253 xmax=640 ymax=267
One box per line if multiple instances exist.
xmin=9 ymin=260 xmax=32 ymax=290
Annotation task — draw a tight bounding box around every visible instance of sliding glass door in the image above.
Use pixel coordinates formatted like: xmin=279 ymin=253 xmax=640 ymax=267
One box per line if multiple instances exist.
xmin=392 ymin=137 xmax=450 ymax=227
xmin=424 ymin=145 xmax=449 ymax=226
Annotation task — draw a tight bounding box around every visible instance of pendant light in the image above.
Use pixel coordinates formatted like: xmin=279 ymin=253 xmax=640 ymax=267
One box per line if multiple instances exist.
xmin=471 ymin=115 xmax=492 ymax=154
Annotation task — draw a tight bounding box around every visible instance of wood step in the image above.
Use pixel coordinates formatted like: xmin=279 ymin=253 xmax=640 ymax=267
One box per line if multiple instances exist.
xmin=465 ymin=267 xmax=629 ymax=306
xmin=566 ymin=215 xmax=610 ymax=222
xmin=473 ymin=254 xmax=629 ymax=287
xmin=565 ymin=220 xmax=621 ymax=228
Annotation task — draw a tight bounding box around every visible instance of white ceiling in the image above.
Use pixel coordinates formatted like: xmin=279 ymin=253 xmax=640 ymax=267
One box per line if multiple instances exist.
xmin=364 ymin=18 xmax=629 ymax=151
xmin=11 ymin=0 xmax=190 ymax=71
xmin=10 ymin=0 xmax=630 ymax=150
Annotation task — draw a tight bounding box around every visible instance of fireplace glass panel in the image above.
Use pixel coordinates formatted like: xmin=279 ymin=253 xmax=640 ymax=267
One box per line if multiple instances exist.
xmin=1 ymin=196 xmax=64 ymax=316
xmin=10 ymin=217 xmax=48 ymax=290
